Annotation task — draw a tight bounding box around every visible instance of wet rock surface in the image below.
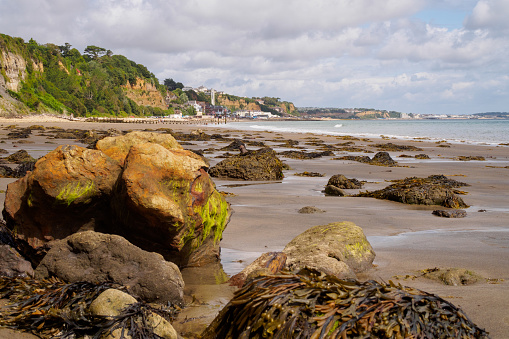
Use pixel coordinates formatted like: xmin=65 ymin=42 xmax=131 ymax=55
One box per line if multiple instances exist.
xmin=209 ymin=147 xmax=284 ymax=180
xmin=356 ymin=175 xmax=469 ymax=208
xmin=432 ymin=209 xmax=467 ymax=218
xmin=327 ymin=174 xmax=363 ymax=189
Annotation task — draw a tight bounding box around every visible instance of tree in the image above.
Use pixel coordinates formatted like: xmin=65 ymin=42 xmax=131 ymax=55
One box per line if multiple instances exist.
xmin=164 ymin=78 xmax=184 ymax=91
xmin=84 ymin=45 xmax=107 ymax=59
xmin=58 ymin=43 xmax=72 ymax=57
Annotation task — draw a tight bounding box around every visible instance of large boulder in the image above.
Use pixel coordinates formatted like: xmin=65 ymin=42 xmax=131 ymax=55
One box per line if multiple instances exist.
xmin=3 ymin=132 xmax=230 ymax=268
xmin=96 ymin=131 xmax=182 ymax=164
xmin=34 ymin=231 xmax=185 ymax=305
xmin=209 ymin=147 xmax=284 ymax=180
xmin=283 ymin=221 xmax=375 ymax=279
xmin=3 ymin=145 xmax=122 ymax=263
xmin=112 ymin=143 xmax=230 ymax=267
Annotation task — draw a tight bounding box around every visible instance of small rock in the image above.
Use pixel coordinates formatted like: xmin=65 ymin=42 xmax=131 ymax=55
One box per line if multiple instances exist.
xmin=324 ymin=185 xmax=345 ymax=196
xmin=298 ymin=206 xmax=326 ymax=214
xmin=432 ymin=210 xmax=467 ymax=218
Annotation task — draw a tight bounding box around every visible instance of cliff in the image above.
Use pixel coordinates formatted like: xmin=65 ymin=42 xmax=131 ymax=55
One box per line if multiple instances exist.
xmin=217 ymin=95 xmax=261 ymax=111
xmin=122 ymin=78 xmax=167 ymax=111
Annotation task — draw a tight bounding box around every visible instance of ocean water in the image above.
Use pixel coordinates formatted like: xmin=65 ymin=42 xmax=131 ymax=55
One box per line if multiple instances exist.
xmin=220 ymin=119 xmax=509 ymax=146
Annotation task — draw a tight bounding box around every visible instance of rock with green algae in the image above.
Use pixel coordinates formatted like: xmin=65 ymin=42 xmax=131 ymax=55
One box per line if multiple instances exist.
xmin=282 ymin=221 xmax=376 ymax=280
xmin=2 ymin=132 xmax=230 ymax=268
xmin=112 ymin=143 xmax=231 ymax=267
xmin=2 ymin=144 xmax=122 ymax=264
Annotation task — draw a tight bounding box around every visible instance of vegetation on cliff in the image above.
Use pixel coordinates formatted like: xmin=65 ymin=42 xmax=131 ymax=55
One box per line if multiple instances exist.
xmin=0 ymin=34 xmax=171 ymax=117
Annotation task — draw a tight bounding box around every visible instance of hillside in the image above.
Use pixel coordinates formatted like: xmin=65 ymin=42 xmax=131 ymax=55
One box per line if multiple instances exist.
xmin=0 ymin=33 xmax=170 ymax=117
xmin=0 ymin=33 xmax=299 ymax=119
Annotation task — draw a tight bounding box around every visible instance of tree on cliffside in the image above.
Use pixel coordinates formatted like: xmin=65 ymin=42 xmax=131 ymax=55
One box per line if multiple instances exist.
xmin=84 ymin=45 xmax=107 ymax=59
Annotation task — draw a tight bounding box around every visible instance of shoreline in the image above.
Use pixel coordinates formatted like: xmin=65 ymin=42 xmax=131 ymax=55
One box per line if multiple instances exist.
xmin=0 ymin=118 xmax=507 ymax=337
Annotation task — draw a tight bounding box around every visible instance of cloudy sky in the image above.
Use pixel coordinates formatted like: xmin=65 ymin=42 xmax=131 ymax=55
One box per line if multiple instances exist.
xmin=1 ymin=0 xmax=508 ymax=114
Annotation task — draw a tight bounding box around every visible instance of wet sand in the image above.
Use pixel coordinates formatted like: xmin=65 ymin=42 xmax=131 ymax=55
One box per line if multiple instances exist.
xmin=0 ymin=116 xmax=508 ymax=338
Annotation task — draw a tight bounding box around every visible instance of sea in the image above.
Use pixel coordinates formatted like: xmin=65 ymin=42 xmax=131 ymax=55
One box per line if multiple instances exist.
xmin=218 ymin=119 xmax=509 ymax=146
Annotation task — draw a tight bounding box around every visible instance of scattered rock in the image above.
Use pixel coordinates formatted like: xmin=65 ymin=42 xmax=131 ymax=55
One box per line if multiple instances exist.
xmin=373 ymin=142 xmax=423 ymax=152
xmin=278 ymin=150 xmax=334 ymax=159
xmin=89 ymin=289 xmax=178 ymax=339
xmin=34 ymin=231 xmax=185 ymax=305
xmin=298 ymin=206 xmax=326 ymax=214
xmin=432 ymin=209 xmax=467 ymax=218
xmin=0 ymin=244 xmax=34 ymax=277
xmin=209 ymin=147 xmax=284 ymax=181
xmin=282 ymin=221 xmax=376 ymax=279
xmin=415 ymin=153 xmax=430 ymax=159
xmin=324 ymin=185 xmax=346 ymax=196
xmin=228 ymin=252 xmax=287 ymax=288
xmin=327 ymin=174 xmax=363 ymax=189
xmin=455 ymin=155 xmax=486 ymax=161
xmin=423 ymin=268 xmax=483 ymax=286
xmin=5 ymin=150 xmax=35 ymax=163
xmin=220 ymin=139 xmax=246 ymax=151
xmin=370 ymin=151 xmax=397 ymax=166
xmin=294 ymin=171 xmax=324 ymax=177
xmin=356 ymin=175 xmax=469 ymax=208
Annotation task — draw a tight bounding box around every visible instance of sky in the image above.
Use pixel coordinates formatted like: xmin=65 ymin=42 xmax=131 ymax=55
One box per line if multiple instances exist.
xmin=0 ymin=0 xmax=508 ymax=115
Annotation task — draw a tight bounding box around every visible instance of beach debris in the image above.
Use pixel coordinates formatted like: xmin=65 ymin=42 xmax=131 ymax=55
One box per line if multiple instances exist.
xmin=278 ymin=150 xmax=335 ymax=159
xmin=283 ymin=222 xmax=375 ymax=280
xmin=455 ymin=155 xmax=486 ymax=161
xmin=209 ymin=147 xmax=284 ymax=181
xmin=432 ymin=209 xmax=467 ymax=218
xmin=356 ymin=174 xmax=469 ymax=208
xmin=298 ymin=206 xmax=326 ymax=214
xmin=202 ymin=268 xmax=490 ymax=339
xmin=373 ymin=142 xmax=424 ymax=152
xmin=3 ymin=131 xmax=231 ymax=268
xmin=294 ymin=171 xmax=325 ymax=177
xmin=34 ymin=231 xmax=185 ymax=305
xmin=0 ymin=276 xmax=180 ymax=339
xmin=324 ymin=185 xmax=346 ymax=196
xmin=327 ymin=174 xmax=363 ymax=189
xmin=229 ymin=252 xmax=287 ymax=288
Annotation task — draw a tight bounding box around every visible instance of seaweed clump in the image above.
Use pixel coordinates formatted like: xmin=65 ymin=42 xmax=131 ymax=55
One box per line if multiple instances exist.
xmin=356 ymin=175 xmax=469 ymax=208
xmin=202 ymin=269 xmax=489 ymax=338
xmin=0 ymin=276 xmax=178 ymax=338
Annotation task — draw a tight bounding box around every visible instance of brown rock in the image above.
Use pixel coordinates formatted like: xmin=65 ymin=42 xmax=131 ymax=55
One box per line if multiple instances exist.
xmin=3 ymin=145 xmax=122 ymax=264
xmin=327 ymin=174 xmax=363 ymax=189
xmin=0 ymin=245 xmax=34 ymax=277
xmin=112 ymin=143 xmax=231 ymax=267
xmin=229 ymin=252 xmax=287 ymax=287
xmin=96 ymin=131 xmax=182 ymax=164
xmin=34 ymin=231 xmax=185 ymax=305
xmin=209 ymin=147 xmax=284 ymax=181
xmin=432 ymin=209 xmax=467 ymax=218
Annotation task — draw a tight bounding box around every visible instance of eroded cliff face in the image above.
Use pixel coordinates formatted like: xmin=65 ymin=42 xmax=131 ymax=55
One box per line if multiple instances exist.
xmin=122 ymin=78 xmax=167 ymax=110
xmin=217 ymin=95 xmax=261 ymax=111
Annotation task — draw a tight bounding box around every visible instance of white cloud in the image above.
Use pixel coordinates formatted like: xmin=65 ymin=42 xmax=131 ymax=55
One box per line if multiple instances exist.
xmin=0 ymin=0 xmax=508 ymax=114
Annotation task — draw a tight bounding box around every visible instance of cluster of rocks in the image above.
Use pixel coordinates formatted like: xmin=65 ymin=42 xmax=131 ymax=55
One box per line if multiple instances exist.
xmin=1 ymin=131 xmax=231 ymax=279
xmin=335 ymin=151 xmax=398 ymax=166
xmin=324 ymin=174 xmax=364 ymax=196
xmin=229 ymin=221 xmax=376 ymax=287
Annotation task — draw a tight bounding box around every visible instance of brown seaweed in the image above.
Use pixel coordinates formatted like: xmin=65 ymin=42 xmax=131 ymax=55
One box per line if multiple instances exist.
xmin=202 ymin=268 xmax=490 ymax=338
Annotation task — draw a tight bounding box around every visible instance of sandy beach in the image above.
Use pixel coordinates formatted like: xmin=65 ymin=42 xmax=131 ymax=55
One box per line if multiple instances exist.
xmin=0 ymin=116 xmax=507 ymax=338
